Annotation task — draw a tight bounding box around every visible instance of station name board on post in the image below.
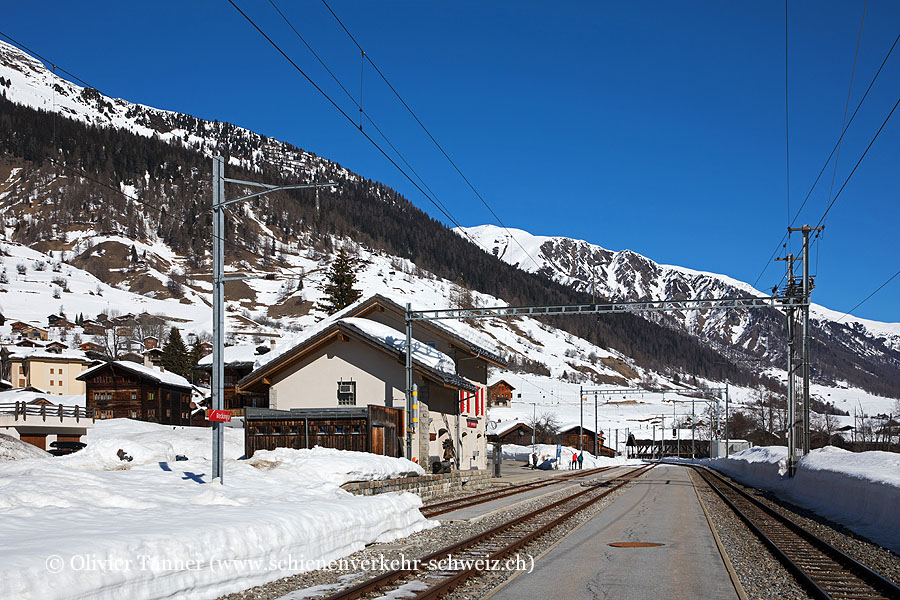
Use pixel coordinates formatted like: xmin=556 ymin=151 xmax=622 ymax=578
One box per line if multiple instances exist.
xmin=208 ymin=409 xmax=232 ymax=422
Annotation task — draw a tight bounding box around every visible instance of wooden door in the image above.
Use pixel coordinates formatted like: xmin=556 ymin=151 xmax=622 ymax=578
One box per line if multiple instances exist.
xmin=20 ymin=434 xmax=47 ymax=450
xmin=371 ymin=425 xmax=385 ymax=455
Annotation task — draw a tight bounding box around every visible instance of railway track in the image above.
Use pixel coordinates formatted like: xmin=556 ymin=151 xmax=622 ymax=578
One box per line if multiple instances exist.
xmin=420 ymin=465 xmax=618 ymax=518
xmin=324 ymin=463 xmax=655 ymax=600
xmin=694 ymin=466 xmax=900 ymax=600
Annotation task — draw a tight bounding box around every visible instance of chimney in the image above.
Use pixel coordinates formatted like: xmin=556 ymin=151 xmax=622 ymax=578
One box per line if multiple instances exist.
xmin=270 ymin=339 xmax=276 ymax=349
xmin=144 ymin=353 xmax=152 ymax=368
xmin=159 ymin=364 xmax=165 ymax=373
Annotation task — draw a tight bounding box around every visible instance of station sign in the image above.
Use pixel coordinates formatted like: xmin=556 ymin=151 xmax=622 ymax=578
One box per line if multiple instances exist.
xmin=208 ymin=409 xmax=232 ymax=422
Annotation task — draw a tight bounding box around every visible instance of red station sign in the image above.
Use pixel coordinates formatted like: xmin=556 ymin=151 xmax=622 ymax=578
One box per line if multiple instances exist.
xmin=208 ymin=409 xmax=232 ymax=423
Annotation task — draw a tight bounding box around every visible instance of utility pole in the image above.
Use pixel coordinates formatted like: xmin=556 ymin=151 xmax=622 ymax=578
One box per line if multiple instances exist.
xmin=777 ymin=253 xmax=798 ymax=475
xmin=788 ymin=224 xmax=823 ymax=457
xmin=211 ymin=156 xmax=337 ymax=484
xmin=594 ymin=393 xmax=598 ymax=457
xmin=579 ymin=386 xmax=584 ymax=454
xmin=724 ymin=384 xmax=729 ymax=457
xmin=405 ymin=306 xmax=414 ymax=462
xmin=691 ymin=395 xmax=696 ymax=459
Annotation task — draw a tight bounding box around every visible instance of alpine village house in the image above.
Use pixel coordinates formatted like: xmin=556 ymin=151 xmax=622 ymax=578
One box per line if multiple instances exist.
xmin=236 ymin=294 xmax=507 ymax=471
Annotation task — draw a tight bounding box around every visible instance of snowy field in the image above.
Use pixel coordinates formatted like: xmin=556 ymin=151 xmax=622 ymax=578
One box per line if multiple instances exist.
xmin=706 ymin=446 xmax=900 ymax=554
xmin=0 ymin=420 xmax=433 ymax=600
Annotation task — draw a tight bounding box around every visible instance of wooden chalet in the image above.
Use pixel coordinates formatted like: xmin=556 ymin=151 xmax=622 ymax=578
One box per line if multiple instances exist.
xmin=82 ymin=320 xmax=106 ymax=336
xmin=10 ymin=321 xmax=31 ymax=332
xmin=487 ymin=380 xmax=515 ymax=407
xmin=489 ymin=420 xmax=534 ymax=445
xmin=558 ymin=425 xmax=616 ymax=458
xmin=77 ymin=360 xmax=193 ymax=425
xmin=143 ymin=336 xmax=159 ymax=350
xmin=195 ymin=345 xmax=269 ymax=415
xmin=21 ymin=326 xmax=49 ymax=341
xmin=244 ymin=406 xmax=405 ymax=458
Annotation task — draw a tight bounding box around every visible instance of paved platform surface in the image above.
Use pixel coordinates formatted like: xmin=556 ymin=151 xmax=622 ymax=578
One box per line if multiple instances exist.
xmin=488 ymin=464 xmax=739 ymax=600
xmin=438 ymin=467 xmax=626 ymax=521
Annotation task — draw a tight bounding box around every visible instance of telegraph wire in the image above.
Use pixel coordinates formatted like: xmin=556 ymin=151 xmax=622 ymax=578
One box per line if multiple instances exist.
xmin=224 ymin=0 xmax=495 ymax=257
xmin=319 ymin=0 xmax=546 ymax=273
xmin=836 ymin=268 xmax=900 ymax=323
xmin=825 ymin=0 xmax=868 ymax=225
xmin=264 ymin=0 xmax=460 ymax=232
xmin=752 ymin=28 xmax=900 ymax=290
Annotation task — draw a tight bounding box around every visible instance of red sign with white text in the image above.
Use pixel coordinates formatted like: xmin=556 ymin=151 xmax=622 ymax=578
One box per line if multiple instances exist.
xmin=208 ymin=410 xmax=232 ymax=422
xmin=467 ymin=418 xmax=478 ymax=428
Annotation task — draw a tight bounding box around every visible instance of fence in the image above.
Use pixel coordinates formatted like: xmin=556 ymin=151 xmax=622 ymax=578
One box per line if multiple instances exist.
xmin=0 ymin=402 xmax=96 ymax=423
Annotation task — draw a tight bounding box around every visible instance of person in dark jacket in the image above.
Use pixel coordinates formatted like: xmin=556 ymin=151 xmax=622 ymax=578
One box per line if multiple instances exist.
xmin=577 ymin=452 xmax=584 ymax=469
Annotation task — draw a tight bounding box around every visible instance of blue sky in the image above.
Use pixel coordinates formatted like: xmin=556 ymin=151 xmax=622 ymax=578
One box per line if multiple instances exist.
xmin=4 ymin=1 xmax=899 ymax=321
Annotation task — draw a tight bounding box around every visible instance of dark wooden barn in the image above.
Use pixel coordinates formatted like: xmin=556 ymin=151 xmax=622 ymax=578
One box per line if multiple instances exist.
xmin=77 ymin=360 xmax=193 ymax=426
xmin=558 ymin=425 xmax=616 ymax=458
xmin=244 ymin=405 xmax=405 ymax=458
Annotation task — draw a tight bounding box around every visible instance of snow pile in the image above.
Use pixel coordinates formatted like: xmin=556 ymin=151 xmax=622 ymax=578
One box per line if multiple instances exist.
xmin=0 ymin=433 xmax=50 ymax=461
xmin=494 ymin=442 xmax=626 ymax=470
xmin=709 ymin=446 xmax=900 ymax=553
xmin=57 ymin=419 xmax=245 ymax=470
xmin=0 ymin=420 xmax=435 ymax=599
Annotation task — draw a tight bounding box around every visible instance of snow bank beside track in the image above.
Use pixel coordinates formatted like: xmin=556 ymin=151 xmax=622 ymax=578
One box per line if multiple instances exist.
xmin=708 ymin=446 xmax=900 ymax=553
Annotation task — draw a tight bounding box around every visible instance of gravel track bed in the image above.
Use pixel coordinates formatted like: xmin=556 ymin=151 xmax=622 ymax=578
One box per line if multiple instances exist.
xmin=689 ymin=468 xmax=812 ymax=600
xmin=219 ymin=470 xmax=638 ymax=600
xmin=707 ymin=467 xmax=900 ymax=586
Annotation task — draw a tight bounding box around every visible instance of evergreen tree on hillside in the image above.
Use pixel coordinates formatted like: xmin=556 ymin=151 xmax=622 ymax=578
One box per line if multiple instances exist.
xmin=188 ymin=338 xmax=204 ymax=383
xmin=161 ymin=327 xmax=190 ymax=378
xmin=320 ymin=248 xmax=362 ymax=314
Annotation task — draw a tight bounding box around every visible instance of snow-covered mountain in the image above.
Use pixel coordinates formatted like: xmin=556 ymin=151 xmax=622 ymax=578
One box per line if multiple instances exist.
xmin=1 ymin=37 xmax=898 ymax=399
xmin=459 ymin=225 xmax=900 ymax=393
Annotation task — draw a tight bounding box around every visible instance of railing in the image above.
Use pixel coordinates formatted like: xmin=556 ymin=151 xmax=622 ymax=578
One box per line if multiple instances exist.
xmin=0 ymin=402 xmax=96 ymax=423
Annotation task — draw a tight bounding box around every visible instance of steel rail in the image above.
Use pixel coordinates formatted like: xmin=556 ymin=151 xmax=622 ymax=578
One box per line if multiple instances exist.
xmin=323 ymin=464 xmax=654 ymax=600
xmin=420 ymin=466 xmax=617 ymax=517
xmin=694 ymin=467 xmax=900 ymax=600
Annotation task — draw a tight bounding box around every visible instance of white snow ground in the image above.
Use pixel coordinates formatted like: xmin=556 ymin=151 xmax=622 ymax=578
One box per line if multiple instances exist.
xmin=706 ymin=446 xmax=900 ymax=554
xmin=0 ymin=420 xmax=434 ymax=600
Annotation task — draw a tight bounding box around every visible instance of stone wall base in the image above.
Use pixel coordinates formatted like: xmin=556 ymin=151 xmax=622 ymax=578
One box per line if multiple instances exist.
xmin=342 ymin=470 xmax=493 ymax=501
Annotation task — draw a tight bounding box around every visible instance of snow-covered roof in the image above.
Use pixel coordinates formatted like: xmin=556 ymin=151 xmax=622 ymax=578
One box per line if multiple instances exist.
xmin=0 ymin=389 xmax=85 ymax=407
xmin=6 ymin=348 xmax=91 ymax=362
xmin=240 ymin=315 xmax=477 ymax=392
xmin=348 ymin=293 xmax=506 ymax=366
xmin=77 ymin=360 xmax=191 ymax=390
xmin=341 ymin=318 xmax=455 ymax=374
xmin=196 ymin=344 xmax=275 ymax=368
xmin=492 ymin=419 xmax=532 ymax=436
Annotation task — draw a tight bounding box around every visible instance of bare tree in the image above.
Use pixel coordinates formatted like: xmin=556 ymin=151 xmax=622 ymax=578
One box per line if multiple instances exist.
xmin=528 ymin=411 xmax=561 ymax=444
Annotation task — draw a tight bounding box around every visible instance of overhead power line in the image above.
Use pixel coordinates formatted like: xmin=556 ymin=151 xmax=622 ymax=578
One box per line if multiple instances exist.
xmin=319 ymin=0 xmax=545 ymax=272
xmin=224 ymin=0 xmax=494 ymax=257
xmin=836 ymin=268 xmax=900 ymax=323
xmin=752 ymin=28 xmax=900 ymax=289
xmin=264 ymin=0 xmax=461 ymax=233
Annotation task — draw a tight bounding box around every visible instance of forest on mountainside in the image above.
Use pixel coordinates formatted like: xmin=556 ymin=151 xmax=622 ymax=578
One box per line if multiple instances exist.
xmin=3 ymin=95 xmax=899 ymax=396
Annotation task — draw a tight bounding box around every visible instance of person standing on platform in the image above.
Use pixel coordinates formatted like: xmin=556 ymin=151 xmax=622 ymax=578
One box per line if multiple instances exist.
xmin=577 ymin=452 xmax=584 ymax=469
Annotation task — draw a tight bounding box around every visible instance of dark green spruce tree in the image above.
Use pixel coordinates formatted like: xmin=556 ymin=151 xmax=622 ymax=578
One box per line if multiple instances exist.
xmin=320 ymin=248 xmax=362 ymax=314
xmin=161 ymin=327 xmax=190 ymax=378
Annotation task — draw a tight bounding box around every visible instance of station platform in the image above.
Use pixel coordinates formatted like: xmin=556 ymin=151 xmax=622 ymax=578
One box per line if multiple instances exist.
xmin=487 ymin=464 xmax=741 ymax=600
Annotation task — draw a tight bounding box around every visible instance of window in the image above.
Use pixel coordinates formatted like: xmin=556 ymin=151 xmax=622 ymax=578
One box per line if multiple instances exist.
xmin=50 ymin=368 xmax=54 ymax=374
xmin=94 ymin=392 xmax=100 ymax=402
xmin=290 ymin=425 xmax=298 ymax=435
xmin=335 ymin=425 xmax=344 ymax=434
xmin=352 ymin=425 xmax=362 ymax=434
xmin=130 ymin=410 xmax=138 ymax=419
xmin=148 ymin=409 xmax=156 ymax=417
xmin=49 ymin=380 xmax=54 ymax=387
xmin=148 ymin=392 xmax=155 ymax=401
xmin=58 ymin=381 xmax=62 ymax=387
xmin=131 ymin=392 xmax=137 ymax=402
xmin=317 ymin=425 xmax=326 ymax=435
xmin=337 ymin=381 xmax=356 ymax=406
